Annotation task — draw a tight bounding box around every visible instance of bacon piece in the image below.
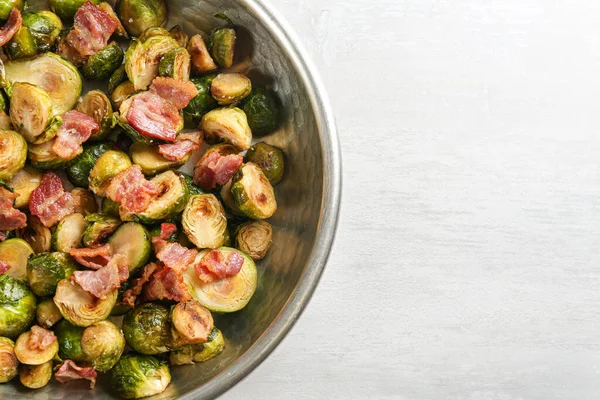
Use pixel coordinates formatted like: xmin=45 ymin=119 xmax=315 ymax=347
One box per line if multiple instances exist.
xmin=29 ymin=173 xmax=74 ymax=227
xmin=0 ymin=8 xmax=22 ymax=46
xmin=122 ymin=262 xmax=158 ymax=308
xmin=70 ymin=244 xmax=111 ymax=269
xmin=0 ymin=261 xmax=10 ymax=275
xmin=29 ymin=325 xmax=57 ymax=351
xmin=0 ymin=186 xmax=27 ymax=231
xmin=66 ymin=1 xmax=117 ymax=57
xmin=126 ymin=92 xmax=181 ymax=142
xmin=105 ymin=165 xmax=159 ymax=213
xmin=144 ymin=264 xmax=191 ymax=302
xmin=71 ymin=254 xmax=127 ymax=299
xmin=155 ymin=242 xmax=197 ymax=273
xmin=149 ymin=77 xmax=198 ymax=109
xmin=0 ymin=232 xmax=6 ymax=242
xmin=194 ymin=249 xmax=244 ymax=283
xmin=158 ymin=131 xmax=203 ymax=162
xmin=193 ymin=148 xmax=243 ymax=191
xmin=52 ymin=110 xmax=99 ymax=159
xmin=55 ymin=360 xmax=97 ymax=388
xmin=158 ymin=222 xmax=178 ymax=241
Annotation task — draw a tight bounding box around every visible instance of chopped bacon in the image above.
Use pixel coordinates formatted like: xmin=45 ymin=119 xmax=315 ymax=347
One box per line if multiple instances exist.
xmin=28 ymin=325 xmax=57 ymax=351
xmin=70 ymin=244 xmax=111 ymax=269
xmin=55 ymin=360 xmax=97 ymax=388
xmin=52 ymin=110 xmax=99 ymax=159
xmin=194 ymin=249 xmax=244 ymax=283
xmin=0 ymin=186 xmax=27 ymax=231
xmin=158 ymin=131 xmax=203 ymax=162
xmin=150 ymin=77 xmax=198 ymax=109
xmin=126 ymin=92 xmax=181 ymax=142
xmin=122 ymin=262 xmax=158 ymax=308
xmin=66 ymin=1 xmax=117 ymax=57
xmin=72 ymin=254 xmax=127 ymax=299
xmin=0 ymin=8 xmax=22 ymax=46
xmin=155 ymin=242 xmax=197 ymax=273
xmin=158 ymin=222 xmax=178 ymax=241
xmin=105 ymin=165 xmax=159 ymax=213
xmin=29 ymin=173 xmax=75 ymax=227
xmin=144 ymin=264 xmax=191 ymax=302
xmin=0 ymin=261 xmax=10 ymax=275
xmin=193 ymin=148 xmax=243 ymax=191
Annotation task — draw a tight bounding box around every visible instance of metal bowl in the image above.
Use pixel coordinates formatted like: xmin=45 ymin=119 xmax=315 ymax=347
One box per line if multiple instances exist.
xmin=5 ymin=0 xmax=340 ymax=398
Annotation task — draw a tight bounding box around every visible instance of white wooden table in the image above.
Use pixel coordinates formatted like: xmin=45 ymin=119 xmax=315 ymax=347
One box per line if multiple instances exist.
xmin=224 ymin=0 xmax=600 ymax=398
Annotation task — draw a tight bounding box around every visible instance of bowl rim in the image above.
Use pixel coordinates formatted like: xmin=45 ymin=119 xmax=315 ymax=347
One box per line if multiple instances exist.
xmin=179 ymin=0 xmax=341 ymax=399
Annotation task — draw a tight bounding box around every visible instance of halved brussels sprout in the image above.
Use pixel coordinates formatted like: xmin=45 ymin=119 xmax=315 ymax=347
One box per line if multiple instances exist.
xmin=117 ymin=0 xmax=167 ymax=37
xmin=36 ymin=298 xmax=62 ymax=328
xmin=201 ymin=107 xmax=252 ymax=151
xmin=122 ymin=303 xmax=171 ymax=355
xmin=67 ymin=142 xmax=111 ymax=187
xmin=81 ymin=320 xmax=125 ymax=372
xmin=3 ymin=52 xmax=82 ymax=115
xmin=235 ymin=220 xmax=272 ymax=260
xmin=98 ymin=2 xmax=127 ymax=37
xmin=170 ymin=300 xmax=214 ymax=347
xmin=28 ymin=139 xmax=73 ymax=170
xmin=169 ymin=327 xmax=224 ymax=365
xmin=82 ymin=213 xmax=121 ymax=248
xmin=111 ymin=354 xmax=171 ymax=399
xmin=211 ymin=73 xmax=251 ymax=105
xmin=0 ymin=111 xmax=12 ymax=130
xmin=130 ymin=142 xmax=188 ymax=175
xmin=245 ymin=142 xmax=284 ymax=184
xmin=230 ymin=162 xmax=277 ymax=219
xmin=0 ymin=238 xmax=34 ymax=280
xmin=0 ymin=337 xmax=18 ymax=383
xmin=187 ymin=34 xmax=217 ymax=74
xmin=210 ymin=27 xmax=236 ymax=68
xmin=108 ymin=222 xmax=151 ymax=273
xmin=129 ymin=170 xmax=189 ymax=223
xmin=76 ymin=91 xmax=116 ymax=141
xmin=52 ymin=213 xmax=87 ymax=252
xmin=101 ymin=197 xmax=121 ymax=218
xmin=108 ymin=65 xmax=128 ymax=95
xmin=0 ymin=274 xmax=36 ymax=338
xmin=183 ymin=247 xmax=257 ymax=313
xmin=83 ymin=42 xmax=125 ymax=80
xmin=54 ymin=319 xmax=85 ymax=361
xmin=49 ymin=0 xmax=100 ymax=20
xmin=22 ymin=11 xmax=63 ymax=53
xmin=54 ymin=279 xmax=118 ymax=327
xmin=19 ymin=360 xmax=52 ymax=389
xmin=71 ymin=188 xmax=99 ymax=215
xmin=14 ymin=326 xmax=59 ymax=365
xmin=0 ymin=0 xmax=23 ymax=20
xmin=182 ymin=194 xmax=227 ymax=249
xmin=125 ymin=35 xmax=179 ymax=90
xmin=27 ymin=252 xmax=78 ymax=297
xmin=139 ymin=26 xmax=169 ymax=42
xmin=219 ymin=178 xmax=243 ymax=216
xmin=111 ymin=80 xmax=139 ymax=109
xmin=169 ymin=25 xmax=188 ymax=47
xmin=7 ymin=166 xmax=42 ymax=208
xmin=0 ymin=130 xmax=27 ymax=181
xmin=158 ymin=47 xmax=190 ymax=81
xmin=17 ymin=215 xmax=52 ymax=253
xmin=88 ymin=149 xmax=132 ymax=196
xmin=184 ymin=75 xmax=217 ymax=120
xmin=4 ymin=26 xmax=37 ymax=60
xmin=241 ymin=88 xmax=282 ymax=137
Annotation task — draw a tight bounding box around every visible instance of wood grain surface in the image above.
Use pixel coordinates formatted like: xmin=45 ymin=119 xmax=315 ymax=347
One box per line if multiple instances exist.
xmin=224 ymin=0 xmax=600 ymax=398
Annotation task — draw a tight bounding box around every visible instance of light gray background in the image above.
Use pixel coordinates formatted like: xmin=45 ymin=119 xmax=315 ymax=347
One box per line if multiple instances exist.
xmin=224 ymin=0 xmax=600 ymax=398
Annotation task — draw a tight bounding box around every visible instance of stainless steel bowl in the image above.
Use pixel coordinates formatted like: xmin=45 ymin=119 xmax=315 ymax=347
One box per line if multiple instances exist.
xmin=5 ymin=0 xmax=341 ymax=398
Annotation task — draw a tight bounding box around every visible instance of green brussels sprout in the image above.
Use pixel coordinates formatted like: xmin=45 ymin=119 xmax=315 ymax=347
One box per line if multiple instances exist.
xmin=230 ymin=162 xmax=277 ymax=219
xmin=235 ymin=220 xmax=273 ymax=260
xmin=98 ymin=2 xmax=128 ymax=37
xmin=14 ymin=326 xmax=58 ymax=365
xmin=181 ymin=172 xmax=204 ymax=196
xmin=127 ymin=170 xmax=189 ymax=223
xmin=122 ymin=303 xmax=171 ymax=355
xmin=183 ymin=247 xmax=257 ymax=313
xmin=66 ymin=142 xmax=111 ymax=187
xmin=138 ymin=26 xmax=169 ymax=42
xmin=82 ymin=42 xmax=124 ymax=80
xmin=201 ymin=107 xmax=252 ymax=151
xmin=4 ymin=26 xmax=37 ymax=60
xmin=117 ymin=0 xmax=167 ymax=37
xmin=184 ymin=74 xmax=217 ymax=120
xmin=111 ymin=354 xmax=171 ymax=399
xmin=130 ymin=142 xmax=188 ymax=175
xmin=49 ymin=0 xmax=101 ymax=20
xmin=52 ymin=213 xmax=88 ymax=252
xmin=101 ymin=197 xmax=121 ymax=218
xmin=82 ymin=213 xmax=121 ymax=248
xmin=158 ymin=47 xmax=190 ymax=81
xmin=187 ymin=34 xmax=217 ymax=74
xmin=0 ymin=0 xmax=23 ymax=20
xmin=210 ymin=27 xmax=236 ymax=68
xmin=169 ymin=25 xmax=188 ymax=47
xmin=36 ymin=298 xmax=63 ymax=328
xmin=125 ymin=36 xmax=179 ymax=90
xmin=54 ymin=279 xmax=118 ymax=327
xmin=169 ymin=327 xmax=224 ymax=365
xmin=22 ymin=11 xmax=63 ymax=53
xmin=0 ymin=337 xmax=18 ymax=383
xmin=7 ymin=166 xmax=42 ymax=208
xmin=76 ymin=91 xmax=116 ymax=141
xmin=19 ymin=360 xmax=52 ymax=389
xmin=241 ymin=88 xmax=281 ymax=136
xmin=0 ymin=130 xmax=26 ymax=181
xmin=182 ymin=194 xmax=227 ymax=249
xmin=211 ymin=73 xmax=251 ymax=105
xmin=111 ymin=80 xmax=138 ymax=109
xmin=170 ymin=300 xmax=214 ymax=347
xmin=245 ymin=142 xmax=284 ymax=184
xmin=108 ymin=65 xmax=128 ymax=95
xmin=110 ymin=280 xmax=133 ymax=316
xmin=219 ymin=178 xmax=243 ymax=216
xmin=108 ymin=222 xmax=151 ymax=273
xmin=88 ymin=149 xmax=132 ymax=196
xmin=0 ymin=274 xmax=36 ymax=338
xmin=27 ymin=252 xmax=78 ymax=297
xmin=17 ymin=215 xmax=52 ymax=253
xmin=0 ymin=238 xmax=33 ymax=280
xmin=54 ymin=319 xmax=85 ymax=361
xmin=28 ymin=139 xmax=73 ymax=170
xmin=71 ymin=187 xmax=99 ymax=215
xmin=81 ymin=320 xmax=125 ymax=372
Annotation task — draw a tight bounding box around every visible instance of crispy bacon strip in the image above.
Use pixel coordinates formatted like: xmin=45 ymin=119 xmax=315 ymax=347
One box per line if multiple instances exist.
xmin=105 ymin=165 xmax=159 ymax=214
xmin=0 ymin=261 xmax=10 ymax=275
xmin=0 ymin=8 xmax=22 ymax=46
xmin=52 ymin=110 xmax=99 ymax=159
xmin=29 ymin=173 xmax=74 ymax=227
xmin=0 ymin=186 xmax=27 ymax=231
xmin=150 ymin=77 xmax=198 ymax=109
xmin=194 ymin=249 xmax=244 ymax=283
xmin=122 ymin=262 xmax=158 ymax=308
xmin=193 ymin=148 xmax=243 ymax=191
xmin=158 ymin=131 xmax=203 ymax=162
xmin=155 ymin=242 xmax=197 ymax=273
xmin=29 ymin=325 xmax=57 ymax=350
xmin=144 ymin=264 xmax=191 ymax=302
xmin=66 ymin=1 xmax=117 ymax=57
xmin=71 ymin=254 xmax=128 ymax=299
xmin=55 ymin=360 xmax=97 ymax=388
xmin=70 ymin=244 xmax=111 ymax=269
xmin=126 ymin=92 xmax=181 ymax=142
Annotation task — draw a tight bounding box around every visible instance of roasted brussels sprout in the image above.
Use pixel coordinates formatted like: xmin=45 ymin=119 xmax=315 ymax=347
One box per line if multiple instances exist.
xmin=219 ymin=178 xmax=243 ymax=216
xmin=7 ymin=166 xmax=42 ymax=208
xmin=170 ymin=300 xmax=214 ymax=347
xmin=181 ymin=172 xmax=204 ymax=196
xmin=138 ymin=26 xmax=169 ymax=42
xmin=88 ymin=149 xmax=132 ymax=196
xmin=108 ymin=222 xmax=151 ymax=273
xmin=55 ymin=29 xmax=86 ymax=67
xmin=54 ymin=319 xmax=85 ymax=361
xmin=111 ymin=80 xmax=138 ymax=109
xmin=52 ymin=213 xmax=88 ymax=252
xmin=101 ymin=197 xmax=121 ymax=218
xmin=27 ymin=252 xmax=78 ymax=297
xmin=117 ymin=0 xmax=167 ymax=37
xmin=128 ymin=170 xmax=189 ymax=223
xmin=19 ymin=360 xmax=52 ymax=388
xmin=108 ymin=65 xmax=128 ymax=95
xmin=182 ymin=194 xmax=227 ymax=249
xmin=67 ymin=142 xmax=111 ymax=187
xmin=158 ymin=47 xmax=190 ymax=81
xmin=241 ymin=88 xmax=281 ymax=137
xmin=21 ymin=11 xmax=63 ymax=53
xmin=17 ymin=215 xmax=51 ymax=253
xmin=235 ymin=220 xmax=272 ymax=260
xmin=0 ymin=337 xmax=18 ymax=383
xmin=130 ymin=142 xmax=187 ymax=175
xmin=0 ymin=274 xmax=36 ymax=338
xmin=210 ymin=26 xmax=236 ymax=68
xmin=187 ymin=34 xmax=217 ymax=74
xmin=0 ymin=0 xmax=23 ymax=20
xmin=110 ymin=280 xmax=133 ymax=316
xmin=245 ymin=142 xmax=284 ymax=184
xmin=4 ymin=25 xmax=37 ymax=59
xmin=36 ymin=298 xmax=62 ymax=328
xmin=28 ymin=140 xmax=72 ymax=170
xmin=82 ymin=213 xmax=121 ymax=248
xmin=169 ymin=25 xmax=188 ymax=47
xmin=71 ymin=187 xmax=99 ymax=215
xmin=169 ymin=327 xmax=224 ymax=365
xmin=123 ymin=303 xmax=171 ymax=354
xmin=183 ymin=247 xmax=257 ymax=313
xmin=0 ymin=238 xmax=33 ymax=280
xmin=48 ymin=0 xmax=100 ymax=20
xmin=9 ymin=82 xmax=54 ymax=143
xmin=211 ymin=73 xmax=251 ymax=105
xmin=184 ymin=75 xmax=217 ymax=120
xmin=125 ymin=36 xmax=179 ymax=90
xmin=201 ymin=107 xmax=252 ymax=151
xmin=0 ymin=111 xmax=12 ymax=130
xmin=81 ymin=320 xmax=125 ymax=372
xmin=111 ymin=354 xmax=171 ymax=399
xmin=76 ymin=91 xmax=116 ymax=141
xmin=0 ymin=130 xmax=27 ymax=181
xmin=54 ymin=279 xmax=117 ymax=327
xmin=230 ymin=162 xmax=277 ymax=219
xmin=14 ymin=326 xmax=58 ymax=365
xmin=83 ymin=42 xmax=125 ymax=80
